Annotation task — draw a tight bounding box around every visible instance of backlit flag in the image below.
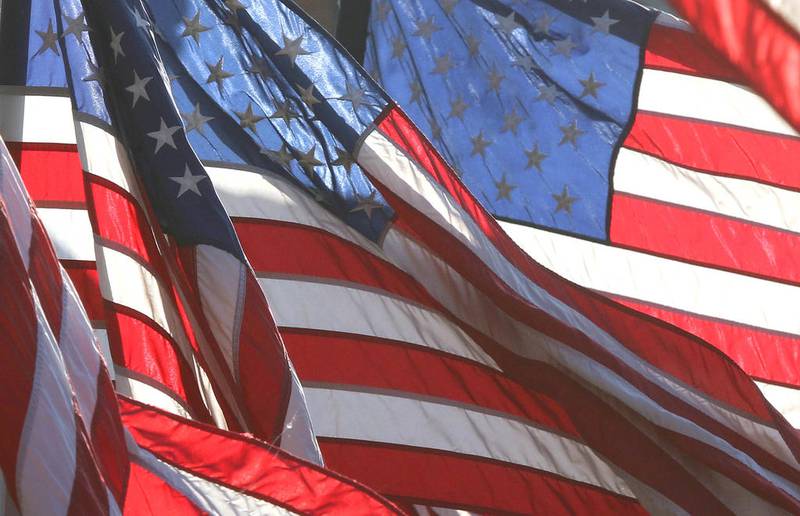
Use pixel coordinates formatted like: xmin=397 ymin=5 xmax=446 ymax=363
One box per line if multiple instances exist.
xmin=5 ymin=0 xmax=800 ymax=513
xmin=2 ymin=0 xmax=321 ymax=460
xmin=366 ymin=0 xmax=800 ymax=432
xmin=0 ymin=133 xmax=400 ymax=514
xmin=670 ymin=0 xmax=800 ymax=133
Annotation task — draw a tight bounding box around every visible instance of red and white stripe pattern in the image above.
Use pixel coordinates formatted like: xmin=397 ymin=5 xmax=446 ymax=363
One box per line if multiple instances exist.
xmin=0 ymin=134 xmax=127 ymax=515
xmin=500 ymin=18 xmax=800 ymax=429
xmin=197 ymin=89 xmax=800 ymax=510
xmin=668 ymin=0 xmax=800 ymax=133
xmin=0 ymin=129 xmax=401 ymax=515
xmin=0 ymin=85 xmax=321 ymax=462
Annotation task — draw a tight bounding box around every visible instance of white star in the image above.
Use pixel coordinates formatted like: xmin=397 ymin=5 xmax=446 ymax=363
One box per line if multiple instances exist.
xmin=591 ymin=10 xmax=619 ymax=34
xmin=338 ymin=82 xmax=374 ymax=112
xmin=109 ymin=27 xmax=125 ymax=63
xmin=495 ymin=12 xmax=520 ymax=34
xmin=125 ymin=71 xmax=152 ymax=108
xmin=131 ymin=8 xmax=150 ymax=29
xmin=350 ymin=190 xmax=383 ymax=219
xmin=533 ymin=12 xmax=555 ymax=35
xmin=181 ymin=11 xmax=210 ymax=44
xmin=170 ymin=166 xmax=207 ymax=197
xmin=512 ymin=54 xmax=536 ymax=72
xmin=553 ymin=36 xmax=577 ymax=57
xmin=276 ymin=34 xmax=312 ymax=66
xmin=147 ymin=118 xmax=181 ymax=154
xmin=180 ymin=103 xmax=214 ymax=135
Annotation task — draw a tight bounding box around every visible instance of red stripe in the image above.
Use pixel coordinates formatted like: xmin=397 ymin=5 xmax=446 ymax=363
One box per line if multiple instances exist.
xmin=372 ymin=110 xmax=800 ymax=498
xmin=284 ymin=329 xmax=582 ymax=438
xmin=119 ymin=397 xmax=402 ymax=515
xmin=0 ymin=207 xmax=38 ymax=509
xmin=377 ymin=107 xmax=774 ymax=421
xmin=108 ymin=307 xmax=191 ymax=407
xmin=319 ymin=439 xmax=646 ymax=516
xmin=236 ymin=273 xmax=292 ymax=442
xmin=86 ymin=174 xmax=167 ymax=279
xmin=89 ymin=372 xmax=130 ymax=506
xmin=383 ymin=186 xmax=800 ymax=496
xmin=63 ymin=262 xmax=104 ymax=321
xmin=67 ymin=415 xmax=112 ymax=516
xmin=644 ymin=24 xmax=744 ymax=83
xmin=103 ymin=303 xmax=212 ymax=423
xmin=610 ymin=295 xmax=800 ymax=389
xmin=235 ymin=218 xmax=436 ymax=308
xmin=669 ymin=0 xmax=800 ymax=133
xmin=29 ymin=216 xmax=64 ymax=337
xmin=123 ymin=461 xmax=201 ymax=515
xmin=610 ymin=192 xmax=800 ymax=285
xmin=8 ymin=142 xmax=85 ymax=206
xmin=624 ymin=112 xmax=800 ymax=190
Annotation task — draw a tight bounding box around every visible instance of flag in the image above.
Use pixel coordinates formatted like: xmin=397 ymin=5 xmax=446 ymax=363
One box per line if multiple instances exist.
xmin=669 ymin=0 xmax=800 ymax=133
xmin=0 ymin=133 xmax=400 ymax=514
xmin=365 ymin=0 xmax=800 ymax=431
xmin=7 ymin=0 xmax=800 ymax=514
xmin=2 ymin=0 xmax=322 ymax=460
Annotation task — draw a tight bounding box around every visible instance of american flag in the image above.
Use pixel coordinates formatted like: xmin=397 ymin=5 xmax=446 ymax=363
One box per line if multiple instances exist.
xmin=669 ymin=0 xmax=800 ymax=133
xmin=3 ymin=0 xmax=324 ymax=460
xmin=0 ymin=134 xmax=399 ymax=514
xmin=366 ymin=0 xmax=800 ymax=450
xmin=5 ymin=0 xmax=800 ymax=514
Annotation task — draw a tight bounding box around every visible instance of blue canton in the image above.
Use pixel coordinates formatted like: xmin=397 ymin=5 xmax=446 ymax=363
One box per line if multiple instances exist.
xmin=366 ymin=0 xmax=657 ymax=240
xmin=8 ymin=0 xmax=396 ymax=250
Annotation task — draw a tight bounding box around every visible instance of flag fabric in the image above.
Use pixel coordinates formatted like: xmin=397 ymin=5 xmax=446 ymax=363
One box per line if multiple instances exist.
xmin=6 ymin=0 xmax=800 ymax=514
xmin=365 ymin=0 xmax=800 ymax=430
xmin=0 ymin=133 xmax=400 ymax=515
xmin=1 ymin=0 xmax=322 ymax=461
xmin=669 ymin=0 xmax=800 ymax=133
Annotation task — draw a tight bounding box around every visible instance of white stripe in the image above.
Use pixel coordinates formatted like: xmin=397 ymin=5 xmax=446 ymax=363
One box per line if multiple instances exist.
xmin=500 ymin=220 xmax=800 ymax=338
xmin=209 ymin=158 xmax=800 ymax=475
xmin=638 ymin=69 xmax=798 ymax=136
xmin=383 ymin=224 xmax=800 ymax=489
xmin=17 ymin=302 xmax=77 ymax=516
xmin=0 ymin=93 xmax=75 ymax=144
xmin=93 ymin=329 xmax=115 ymax=381
xmin=38 ymin=208 xmax=95 ymax=261
xmin=609 ymin=467 xmax=690 ymax=516
xmin=59 ymin=271 xmax=102 ymax=429
xmin=95 ymin=244 xmax=177 ymax=337
xmin=0 ymin=138 xmax=33 ymax=268
xmin=758 ymin=382 xmax=800 ymax=429
xmin=615 ymin=147 xmax=800 ymax=234
xmin=127 ymin=435 xmax=296 ymax=515
xmin=115 ymin=369 xmax=193 ymax=420
xmin=75 ymin=126 xmax=237 ymax=432
xmin=412 ymin=505 xmax=478 ymax=516
xmin=609 ymin=391 xmax=791 ymax=515
xmin=205 ymin=164 xmax=381 ymax=255
xmin=195 ymin=245 xmax=245 ymax=375
xmin=281 ymin=365 xmax=324 ymax=465
xmin=305 ymin=386 xmax=634 ymax=496
xmin=76 ymin=121 xmax=142 ymax=202
xmin=94 ymin=244 xmax=232 ymax=429
xmin=357 ymin=131 xmax=800 ymax=488
xmin=764 ymin=0 xmax=800 ymax=35
xmin=259 ymin=276 xmax=499 ymax=369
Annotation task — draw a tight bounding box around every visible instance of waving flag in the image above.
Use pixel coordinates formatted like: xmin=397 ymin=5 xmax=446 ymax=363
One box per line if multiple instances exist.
xmin=2 ymin=0 xmax=322 ymax=460
xmin=5 ymin=0 xmax=800 ymax=513
xmin=670 ymin=0 xmax=800 ymax=133
xmin=365 ymin=0 xmax=800 ymax=429
xmin=0 ymin=133 xmax=399 ymax=514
